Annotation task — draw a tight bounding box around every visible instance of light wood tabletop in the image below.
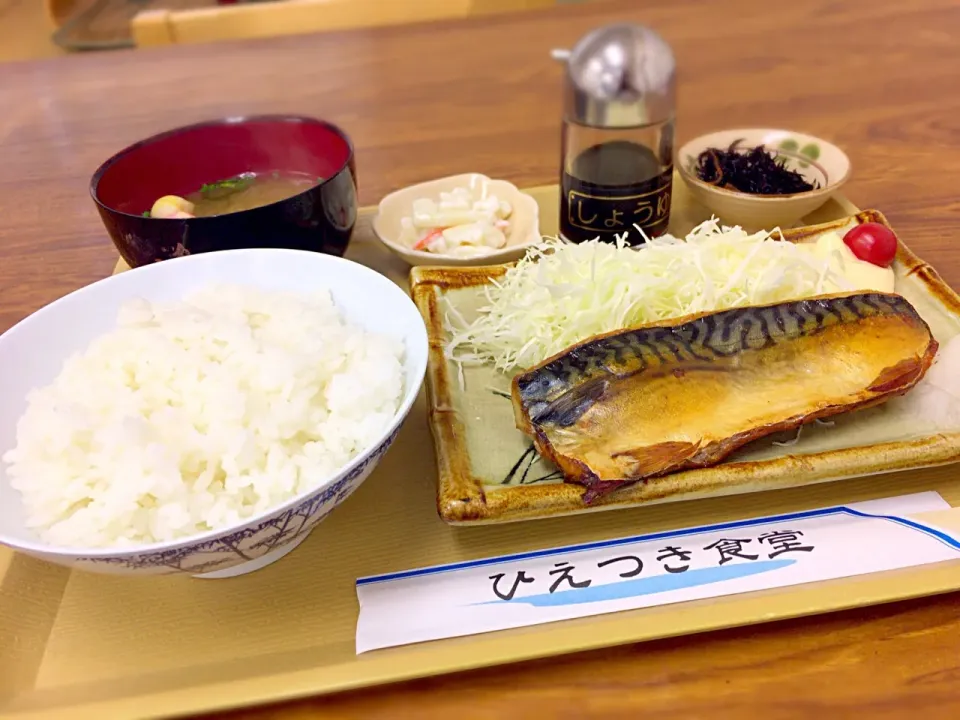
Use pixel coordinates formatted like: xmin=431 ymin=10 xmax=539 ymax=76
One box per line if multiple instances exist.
xmin=2 ymin=0 xmax=960 ymax=717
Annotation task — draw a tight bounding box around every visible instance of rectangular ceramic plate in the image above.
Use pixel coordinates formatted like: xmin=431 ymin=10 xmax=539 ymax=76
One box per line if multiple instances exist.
xmin=4 ymin=183 xmax=960 ymax=720
xmin=411 ymin=204 xmax=960 ymax=525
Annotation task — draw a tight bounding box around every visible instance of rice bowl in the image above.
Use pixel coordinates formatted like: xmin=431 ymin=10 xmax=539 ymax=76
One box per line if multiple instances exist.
xmin=0 ymin=249 xmax=428 ymax=577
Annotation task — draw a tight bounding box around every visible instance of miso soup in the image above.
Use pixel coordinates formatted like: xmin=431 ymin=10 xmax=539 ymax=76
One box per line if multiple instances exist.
xmin=147 ymin=170 xmax=319 ymax=219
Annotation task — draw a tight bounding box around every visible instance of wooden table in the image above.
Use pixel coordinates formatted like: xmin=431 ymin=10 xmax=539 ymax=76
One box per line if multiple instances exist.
xmin=2 ymin=0 xmax=960 ymax=717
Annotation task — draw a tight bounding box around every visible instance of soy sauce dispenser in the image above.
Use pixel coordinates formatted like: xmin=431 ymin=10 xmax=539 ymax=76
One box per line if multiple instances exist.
xmin=554 ymin=23 xmax=676 ymax=245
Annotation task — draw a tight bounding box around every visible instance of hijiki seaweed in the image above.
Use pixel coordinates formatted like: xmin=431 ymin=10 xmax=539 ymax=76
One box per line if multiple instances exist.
xmin=695 ymin=141 xmax=819 ymax=195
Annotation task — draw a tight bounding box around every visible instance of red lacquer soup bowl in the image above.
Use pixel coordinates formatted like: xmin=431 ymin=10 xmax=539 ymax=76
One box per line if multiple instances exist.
xmin=91 ymin=115 xmax=358 ymax=267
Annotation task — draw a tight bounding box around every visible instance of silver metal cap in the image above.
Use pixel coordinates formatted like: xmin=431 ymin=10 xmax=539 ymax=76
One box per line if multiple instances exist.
xmin=555 ymin=23 xmax=676 ymax=129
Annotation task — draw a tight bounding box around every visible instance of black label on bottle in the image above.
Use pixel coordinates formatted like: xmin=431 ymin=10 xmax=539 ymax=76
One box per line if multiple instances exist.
xmin=560 ymin=166 xmax=673 ymax=245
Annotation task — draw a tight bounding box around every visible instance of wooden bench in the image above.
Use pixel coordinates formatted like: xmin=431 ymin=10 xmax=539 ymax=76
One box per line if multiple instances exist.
xmin=129 ymin=0 xmax=556 ymax=48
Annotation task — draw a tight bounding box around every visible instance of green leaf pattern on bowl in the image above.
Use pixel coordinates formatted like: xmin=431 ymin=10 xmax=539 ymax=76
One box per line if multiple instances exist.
xmin=778 ymin=138 xmax=821 ymax=169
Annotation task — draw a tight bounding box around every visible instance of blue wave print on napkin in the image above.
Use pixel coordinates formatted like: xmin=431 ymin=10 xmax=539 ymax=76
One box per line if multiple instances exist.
xmin=486 ymin=559 xmax=795 ymax=607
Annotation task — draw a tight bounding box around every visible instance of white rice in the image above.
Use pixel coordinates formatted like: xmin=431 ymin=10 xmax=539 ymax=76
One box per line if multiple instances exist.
xmin=2 ymin=283 xmax=405 ymax=549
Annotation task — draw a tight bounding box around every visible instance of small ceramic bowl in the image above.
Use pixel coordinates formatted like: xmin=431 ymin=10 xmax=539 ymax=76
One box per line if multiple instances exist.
xmin=677 ymin=128 xmax=851 ymax=230
xmin=372 ymin=173 xmax=540 ymax=267
xmin=0 ymin=249 xmax=427 ymax=578
xmin=91 ymin=115 xmax=359 ymax=268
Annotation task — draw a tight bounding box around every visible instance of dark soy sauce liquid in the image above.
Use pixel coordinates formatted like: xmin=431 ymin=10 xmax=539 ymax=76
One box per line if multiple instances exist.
xmin=560 ymin=120 xmax=674 ymax=245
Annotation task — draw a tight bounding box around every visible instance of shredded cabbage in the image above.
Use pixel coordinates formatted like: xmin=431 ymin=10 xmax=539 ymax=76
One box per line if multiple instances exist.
xmin=444 ymin=219 xmax=856 ymax=373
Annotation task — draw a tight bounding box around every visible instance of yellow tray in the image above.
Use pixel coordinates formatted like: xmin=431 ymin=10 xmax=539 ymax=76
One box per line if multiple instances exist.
xmin=3 ymin=183 xmax=960 ymax=720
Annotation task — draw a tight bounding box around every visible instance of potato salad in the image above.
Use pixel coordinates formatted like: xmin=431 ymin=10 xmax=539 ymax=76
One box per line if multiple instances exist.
xmin=398 ymin=184 xmax=513 ymax=258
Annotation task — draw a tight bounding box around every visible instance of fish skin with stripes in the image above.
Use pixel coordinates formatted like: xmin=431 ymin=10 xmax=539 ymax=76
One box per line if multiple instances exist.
xmin=511 ymin=292 xmax=938 ymax=503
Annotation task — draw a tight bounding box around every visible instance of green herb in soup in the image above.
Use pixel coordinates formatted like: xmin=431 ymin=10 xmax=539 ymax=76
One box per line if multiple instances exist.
xmin=146 ymin=171 xmax=320 ymax=219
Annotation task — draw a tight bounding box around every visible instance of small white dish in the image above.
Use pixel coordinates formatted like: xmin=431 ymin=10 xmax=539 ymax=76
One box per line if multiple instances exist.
xmin=0 ymin=249 xmax=428 ymax=578
xmin=372 ymin=173 xmax=541 ymax=267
